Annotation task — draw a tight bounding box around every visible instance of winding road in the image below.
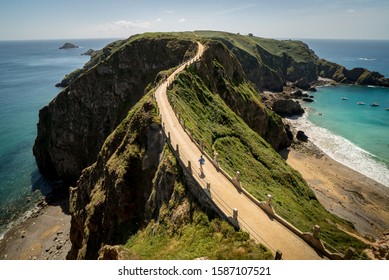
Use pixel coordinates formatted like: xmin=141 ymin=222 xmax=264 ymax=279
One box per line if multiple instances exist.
xmin=155 ymin=42 xmax=324 ymax=260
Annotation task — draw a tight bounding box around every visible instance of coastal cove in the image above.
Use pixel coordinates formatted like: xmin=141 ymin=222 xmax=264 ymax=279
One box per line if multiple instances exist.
xmin=289 ymin=85 xmax=389 ymax=187
xmin=288 ymin=39 xmax=389 ymax=188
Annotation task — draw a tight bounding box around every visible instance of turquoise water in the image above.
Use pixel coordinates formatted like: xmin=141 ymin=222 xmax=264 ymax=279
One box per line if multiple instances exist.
xmin=291 ymin=39 xmax=389 ymax=187
xmin=0 ymin=39 xmax=115 ymax=236
xmin=290 ymin=85 xmax=389 ymax=186
xmin=309 ymin=86 xmax=389 ymax=167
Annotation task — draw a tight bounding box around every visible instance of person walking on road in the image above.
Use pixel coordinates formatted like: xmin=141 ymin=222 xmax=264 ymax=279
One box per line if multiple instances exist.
xmin=199 ymin=155 xmax=205 ymax=175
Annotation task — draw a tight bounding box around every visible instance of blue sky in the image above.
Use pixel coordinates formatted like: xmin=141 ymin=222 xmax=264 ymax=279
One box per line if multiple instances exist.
xmin=1 ymin=0 xmax=389 ymax=40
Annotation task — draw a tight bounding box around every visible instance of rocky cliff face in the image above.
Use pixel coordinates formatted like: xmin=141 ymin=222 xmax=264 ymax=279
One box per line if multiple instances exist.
xmin=317 ymin=59 xmax=389 ymax=86
xmin=204 ymin=32 xmax=389 ymax=90
xmin=209 ymin=36 xmax=319 ymax=91
xmin=68 ymin=95 xmax=165 ymax=259
xmin=34 ymin=37 xmax=197 ymax=182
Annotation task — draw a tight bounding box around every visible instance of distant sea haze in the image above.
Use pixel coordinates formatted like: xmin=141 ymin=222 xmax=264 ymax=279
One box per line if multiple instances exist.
xmin=0 ymin=38 xmax=388 ymax=238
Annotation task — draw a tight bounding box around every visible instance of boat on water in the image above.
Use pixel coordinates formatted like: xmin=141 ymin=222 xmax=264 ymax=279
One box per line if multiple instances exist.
xmin=357 ymin=102 xmax=366 ymax=105
xmin=385 ymin=108 xmax=389 ymax=111
xmin=341 ymin=97 xmax=348 ymax=100
xmin=370 ymin=102 xmax=380 ymax=107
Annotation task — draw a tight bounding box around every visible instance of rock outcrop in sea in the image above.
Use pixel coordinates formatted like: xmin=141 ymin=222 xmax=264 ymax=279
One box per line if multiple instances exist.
xmin=59 ymin=43 xmax=79 ymax=49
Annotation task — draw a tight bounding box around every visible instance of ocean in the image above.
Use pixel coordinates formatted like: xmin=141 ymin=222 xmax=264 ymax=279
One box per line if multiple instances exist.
xmin=0 ymin=38 xmax=116 ymax=237
xmin=0 ymin=38 xmax=388 ymax=239
xmin=289 ymin=39 xmax=389 ymax=187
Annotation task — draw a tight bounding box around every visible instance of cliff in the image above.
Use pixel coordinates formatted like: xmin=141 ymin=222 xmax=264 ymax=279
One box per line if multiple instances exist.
xmin=34 ymin=32 xmax=369 ymax=259
xmin=317 ymin=59 xmax=389 ymax=86
xmin=69 ymin=93 xmax=272 ymax=259
xmin=195 ymin=31 xmax=389 ymax=90
xmin=34 ymin=36 xmax=197 ymax=182
xmin=200 ymin=32 xmax=318 ymax=91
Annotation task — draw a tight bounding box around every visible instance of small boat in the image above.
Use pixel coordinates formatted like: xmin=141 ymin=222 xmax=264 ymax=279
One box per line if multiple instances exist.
xmin=370 ymin=102 xmax=380 ymax=107
xmin=341 ymin=97 xmax=348 ymax=100
xmin=385 ymin=108 xmax=389 ymax=111
xmin=357 ymin=102 xmax=365 ymax=105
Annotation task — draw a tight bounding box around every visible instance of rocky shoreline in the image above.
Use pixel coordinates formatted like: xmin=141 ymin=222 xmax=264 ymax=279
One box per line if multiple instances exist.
xmin=0 ymin=190 xmax=71 ymax=260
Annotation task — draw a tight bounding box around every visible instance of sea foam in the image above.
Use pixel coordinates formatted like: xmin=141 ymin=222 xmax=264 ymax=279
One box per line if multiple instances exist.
xmin=288 ymin=113 xmax=389 ymax=187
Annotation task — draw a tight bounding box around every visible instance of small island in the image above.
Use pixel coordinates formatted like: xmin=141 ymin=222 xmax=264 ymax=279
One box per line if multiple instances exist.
xmin=59 ymin=42 xmax=79 ymax=49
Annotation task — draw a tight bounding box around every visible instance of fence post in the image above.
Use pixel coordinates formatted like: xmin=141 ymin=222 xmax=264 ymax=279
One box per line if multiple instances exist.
xmin=275 ymin=250 xmax=283 ymax=260
xmin=214 ymin=152 xmax=219 ymax=168
xmin=176 ymin=144 xmax=179 ymax=156
xmin=188 ymin=160 xmax=192 ymax=174
xmin=236 ymin=171 xmax=241 ymax=181
xmin=266 ymin=194 xmax=272 ymax=206
xmin=344 ymin=247 xmax=355 ymax=260
xmin=206 ymin=182 xmax=211 ymax=193
xmin=313 ymin=225 xmax=321 ymax=239
xmin=233 ymin=208 xmax=238 ymax=221
xmin=168 ymin=132 xmax=171 ymax=143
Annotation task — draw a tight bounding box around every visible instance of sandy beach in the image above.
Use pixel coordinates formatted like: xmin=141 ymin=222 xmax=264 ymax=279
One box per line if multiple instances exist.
xmin=285 ymin=141 xmax=389 ymax=240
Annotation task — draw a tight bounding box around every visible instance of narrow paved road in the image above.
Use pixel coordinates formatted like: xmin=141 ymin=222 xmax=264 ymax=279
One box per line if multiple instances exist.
xmin=155 ymin=42 xmax=324 ymax=260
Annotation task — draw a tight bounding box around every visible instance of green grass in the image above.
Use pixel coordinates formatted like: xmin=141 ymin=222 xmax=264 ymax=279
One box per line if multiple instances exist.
xmin=124 ymin=212 xmax=273 ymax=260
xmin=193 ymin=30 xmax=317 ymax=63
xmin=122 ymin=148 xmax=273 ymax=260
xmin=167 ymin=64 xmax=368 ymax=257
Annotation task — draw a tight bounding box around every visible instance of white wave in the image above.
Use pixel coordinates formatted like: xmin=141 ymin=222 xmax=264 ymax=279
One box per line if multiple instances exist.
xmin=358 ymin=57 xmax=376 ymax=61
xmin=287 ymin=114 xmax=389 ymax=187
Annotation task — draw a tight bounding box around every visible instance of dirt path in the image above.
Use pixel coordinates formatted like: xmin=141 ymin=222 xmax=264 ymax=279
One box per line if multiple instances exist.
xmin=155 ymin=42 xmax=324 ymax=260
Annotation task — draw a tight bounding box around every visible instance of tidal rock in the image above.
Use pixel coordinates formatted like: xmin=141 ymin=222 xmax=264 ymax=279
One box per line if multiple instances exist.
xmin=272 ymin=99 xmax=304 ymax=117
xmin=296 ymin=130 xmax=308 ymax=142
xmin=302 ymin=97 xmax=314 ymax=103
xmin=59 ymin=43 xmax=79 ymax=49
xmin=293 ymin=90 xmax=303 ymax=98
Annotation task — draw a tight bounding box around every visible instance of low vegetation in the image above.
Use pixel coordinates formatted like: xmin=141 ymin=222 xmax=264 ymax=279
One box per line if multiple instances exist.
xmin=167 ymin=61 xmax=368 ymax=258
xmin=122 ymin=149 xmax=273 ymax=260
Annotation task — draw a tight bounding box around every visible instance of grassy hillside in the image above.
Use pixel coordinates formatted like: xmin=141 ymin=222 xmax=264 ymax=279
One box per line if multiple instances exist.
xmin=122 ymin=148 xmax=273 ymax=260
xmin=167 ymin=52 xmax=367 ymax=258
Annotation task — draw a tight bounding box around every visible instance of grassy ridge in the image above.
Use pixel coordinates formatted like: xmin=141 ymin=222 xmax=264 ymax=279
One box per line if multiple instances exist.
xmin=167 ymin=64 xmax=367 ymax=258
xmin=193 ymin=30 xmax=317 ymax=63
